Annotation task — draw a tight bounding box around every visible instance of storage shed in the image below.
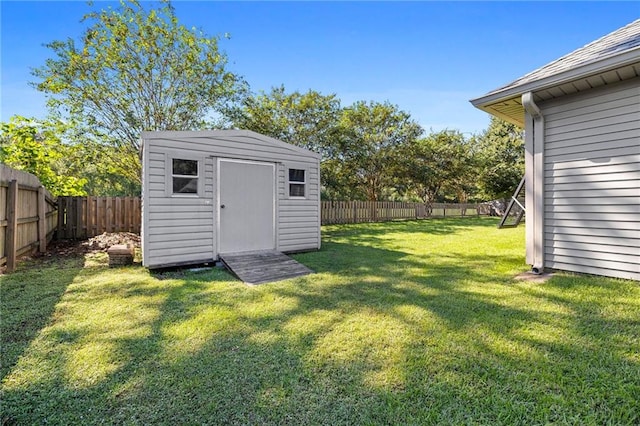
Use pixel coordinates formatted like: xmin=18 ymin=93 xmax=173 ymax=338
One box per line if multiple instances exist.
xmin=471 ymin=19 xmax=640 ymax=281
xmin=141 ymin=130 xmax=321 ymax=269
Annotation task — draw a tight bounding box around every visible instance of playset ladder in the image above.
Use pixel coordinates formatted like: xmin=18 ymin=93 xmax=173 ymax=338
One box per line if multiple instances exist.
xmin=498 ymin=176 xmax=526 ymax=229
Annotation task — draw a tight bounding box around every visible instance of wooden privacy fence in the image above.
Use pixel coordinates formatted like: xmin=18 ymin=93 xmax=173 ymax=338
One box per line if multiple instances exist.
xmin=57 ymin=196 xmax=141 ymax=239
xmin=321 ymin=201 xmax=482 ymax=225
xmin=1 ymin=166 xmax=57 ymax=272
xmin=59 ymin=198 xmax=486 ymax=238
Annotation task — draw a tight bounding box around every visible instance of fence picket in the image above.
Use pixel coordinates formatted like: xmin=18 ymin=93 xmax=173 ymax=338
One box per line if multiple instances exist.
xmin=54 ymin=196 xmax=142 ymax=239
xmin=54 ymin=197 xmax=482 ymax=240
xmin=320 ymin=200 xmax=482 ymax=225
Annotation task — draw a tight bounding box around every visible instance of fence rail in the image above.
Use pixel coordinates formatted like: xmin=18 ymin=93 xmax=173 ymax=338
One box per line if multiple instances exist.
xmin=57 ymin=196 xmax=141 ymax=239
xmin=3 ymin=179 xmax=492 ymax=272
xmin=1 ymin=166 xmax=57 ymax=272
xmin=320 ymin=201 xmax=484 ymax=225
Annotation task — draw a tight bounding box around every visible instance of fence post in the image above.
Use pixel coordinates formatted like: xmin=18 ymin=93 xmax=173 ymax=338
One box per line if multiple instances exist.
xmin=57 ymin=197 xmax=64 ymax=240
xmin=38 ymin=186 xmax=46 ymax=253
xmin=105 ymin=198 xmax=111 ymax=233
xmin=6 ymin=180 xmax=18 ymax=272
xmin=353 ymin=201 xmax=357 ymax=224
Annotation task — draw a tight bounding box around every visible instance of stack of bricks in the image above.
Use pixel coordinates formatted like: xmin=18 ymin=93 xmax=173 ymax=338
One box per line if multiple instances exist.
xmin=107 ymin=244 xmax=134 ymax=267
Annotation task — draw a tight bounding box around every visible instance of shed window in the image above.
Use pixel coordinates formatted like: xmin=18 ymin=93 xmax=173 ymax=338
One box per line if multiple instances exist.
xmin=172 ymin=159 xmax=198 ymax=194
xmin=289 ymin=169 xmax=306 ymax=198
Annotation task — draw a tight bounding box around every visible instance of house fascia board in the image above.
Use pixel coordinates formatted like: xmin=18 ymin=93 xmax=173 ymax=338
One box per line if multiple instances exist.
xmin=470 ymin=47 xmax=640 ymax=108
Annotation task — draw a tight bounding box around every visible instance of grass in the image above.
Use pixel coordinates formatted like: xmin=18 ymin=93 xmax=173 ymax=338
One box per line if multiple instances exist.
xmin=1 ymin=217 xmax=638 ymax=425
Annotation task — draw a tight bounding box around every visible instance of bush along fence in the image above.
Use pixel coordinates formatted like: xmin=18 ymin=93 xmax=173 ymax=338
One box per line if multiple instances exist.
xmin=1 ymin=165 xmax=57 ymax=272
xmin=321 ymin=201 xmax=489 ymax=225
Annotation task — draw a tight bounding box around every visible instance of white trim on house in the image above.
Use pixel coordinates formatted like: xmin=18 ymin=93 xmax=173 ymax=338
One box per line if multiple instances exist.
xmin=522 ymin=93 xmax=545 ymax=273
xmin=471 ymin=47 xmax=640 ymax=109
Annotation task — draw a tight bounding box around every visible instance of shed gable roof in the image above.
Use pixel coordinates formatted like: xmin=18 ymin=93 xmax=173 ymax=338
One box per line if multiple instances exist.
xmin=141 ymin=129 xmax=322 ymax=159
xmin=471 ymin=19 xmax=640 ymax=126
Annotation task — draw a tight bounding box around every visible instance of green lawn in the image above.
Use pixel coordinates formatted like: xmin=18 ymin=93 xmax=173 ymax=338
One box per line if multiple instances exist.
xmin=1 ymin=218 xmax=638 ymax=425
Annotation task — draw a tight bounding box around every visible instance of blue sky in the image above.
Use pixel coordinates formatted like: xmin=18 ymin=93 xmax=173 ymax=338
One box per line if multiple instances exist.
xmin=1 ymin=1 xmax=638 ymax=135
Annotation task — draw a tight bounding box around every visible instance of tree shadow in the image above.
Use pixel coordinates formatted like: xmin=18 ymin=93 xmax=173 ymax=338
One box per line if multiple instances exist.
xmin=2 ymin=222 xmax=637 ymax=424
xmin=0 ymin=254 xmax=86 ymax=381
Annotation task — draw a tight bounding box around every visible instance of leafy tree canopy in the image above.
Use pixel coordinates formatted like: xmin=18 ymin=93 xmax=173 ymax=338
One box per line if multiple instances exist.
xmin=399 ymin=130 xmax=474 ymax=205
xmin=32 ymin=0 xmax=246 ymax=182
xmin=230 ymin=85 xmax=342 ymax=156
xmin=1 ymin=116 xmax=87 ymax=196
xmin=337 ymin=101 xmax=423 ymax=201
xmin=476 ymin=116 xmax=524 ymax=200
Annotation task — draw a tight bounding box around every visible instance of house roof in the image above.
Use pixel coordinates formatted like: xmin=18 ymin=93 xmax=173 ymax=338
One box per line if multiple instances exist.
xmin=471 ymin=19 xmax=640 ymax=127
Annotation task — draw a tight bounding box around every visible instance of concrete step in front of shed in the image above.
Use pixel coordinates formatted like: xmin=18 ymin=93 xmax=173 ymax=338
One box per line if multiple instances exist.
xmin=219 ymin=250 xmax=314 ymax=285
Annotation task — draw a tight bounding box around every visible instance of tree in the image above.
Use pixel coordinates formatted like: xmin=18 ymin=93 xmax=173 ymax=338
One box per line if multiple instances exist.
xmin=476 ymin=117 xmax=524 ymax=201
xmin=228 ymin=86 xmax=362 ymax=199
xmin=337 ymin=101 xmax=423 ymax=201
xmin=399 ymin=130 xmax=473 ymax=211
xmin=32 ymin=0 xmax=245 ymax=184
xmin=64 ymin=140 xmax=142 ymax=196
xmin=0 ymin=116 xmax=87 ymax=196
xmin=229 ymin=86 xmax=342 ymax=156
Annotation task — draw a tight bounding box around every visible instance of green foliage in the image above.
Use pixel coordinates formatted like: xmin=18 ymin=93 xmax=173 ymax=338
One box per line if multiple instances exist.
xmin=399 ymin=130 xmax=475 ymax=205
xmin=476 ymin=117 xmax=524 ymax=200
xmin=230 ymin=85 xmax=341 ymax=156
xmin=32 ymin=0 xmax=246 ymax=183
xmin=0 ymin=116 xmax=86 ymax=196
xmin=335 ymin=101 xmax=423 ymax=201
xmin=229 ymin=90 xmax=426 ymax=201
xmin=19 ymin=0 xmax=525 ymax=200
xmin=66 ymin=136 xmax=142 ymax=196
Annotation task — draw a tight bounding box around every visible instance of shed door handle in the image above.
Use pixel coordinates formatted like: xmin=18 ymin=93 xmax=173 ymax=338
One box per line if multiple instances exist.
xmin=220 ymin=204 xmax=225 ymax=209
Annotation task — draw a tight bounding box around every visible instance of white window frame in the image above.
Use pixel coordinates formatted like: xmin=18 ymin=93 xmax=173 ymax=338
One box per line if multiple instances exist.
xmin=165 ymin=153 xmax=204 ymax=197
xmin=287 ymin=167 xmax=307 ymax=199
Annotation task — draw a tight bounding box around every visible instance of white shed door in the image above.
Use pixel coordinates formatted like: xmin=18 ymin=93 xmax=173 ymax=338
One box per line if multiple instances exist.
xmin=218 ymin=159 xmax=275 ymax=254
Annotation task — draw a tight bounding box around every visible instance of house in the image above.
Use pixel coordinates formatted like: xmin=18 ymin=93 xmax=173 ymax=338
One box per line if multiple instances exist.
xmin=141 ymin=130 xmax=321 ymax=269
xmin=471 ymin=19 xmax=640 ymax=280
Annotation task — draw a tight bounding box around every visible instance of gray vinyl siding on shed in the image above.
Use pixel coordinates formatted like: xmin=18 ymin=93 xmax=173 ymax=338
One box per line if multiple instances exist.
xmin=142 ymin=130 xmax=321 ymax=269
xmin=540 ymin=78 xmax=640 ymax=280
xmin=144 ymin=151 xmax=216 ymax=267
xmin=277 ymin=165 xmax=321 ymax=252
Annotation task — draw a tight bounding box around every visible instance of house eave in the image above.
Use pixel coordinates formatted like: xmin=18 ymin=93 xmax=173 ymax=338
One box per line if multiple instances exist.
xmin=470 ymin=46 xmax=640 ymax=126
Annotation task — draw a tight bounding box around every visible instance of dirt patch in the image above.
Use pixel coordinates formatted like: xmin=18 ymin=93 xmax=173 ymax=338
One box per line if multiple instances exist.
xmin=514 ymin=271 xmax=554 ymax=284
xmin=84 ymin=232 xmax=141 ymax=252
xmin=3 ymin=233 xmax=142 ymax=272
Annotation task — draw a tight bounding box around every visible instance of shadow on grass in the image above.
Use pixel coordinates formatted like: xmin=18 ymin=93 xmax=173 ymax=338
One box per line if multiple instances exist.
xmin=2 ymin=219 xmax=638 ymax=424
xmin=0 ymin=255 xmax=86 ymax=381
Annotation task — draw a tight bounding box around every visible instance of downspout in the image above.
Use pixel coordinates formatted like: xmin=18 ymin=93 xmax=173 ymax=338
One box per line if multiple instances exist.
xmin=522 ymin=92 xmax=545 ymax=274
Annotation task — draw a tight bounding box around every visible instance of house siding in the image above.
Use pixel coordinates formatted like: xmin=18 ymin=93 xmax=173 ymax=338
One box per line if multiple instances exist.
xmin=142 ymin=131 xmax=321 ymax=268
xmin=540 ymin=77 xmax=640 ymax=280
